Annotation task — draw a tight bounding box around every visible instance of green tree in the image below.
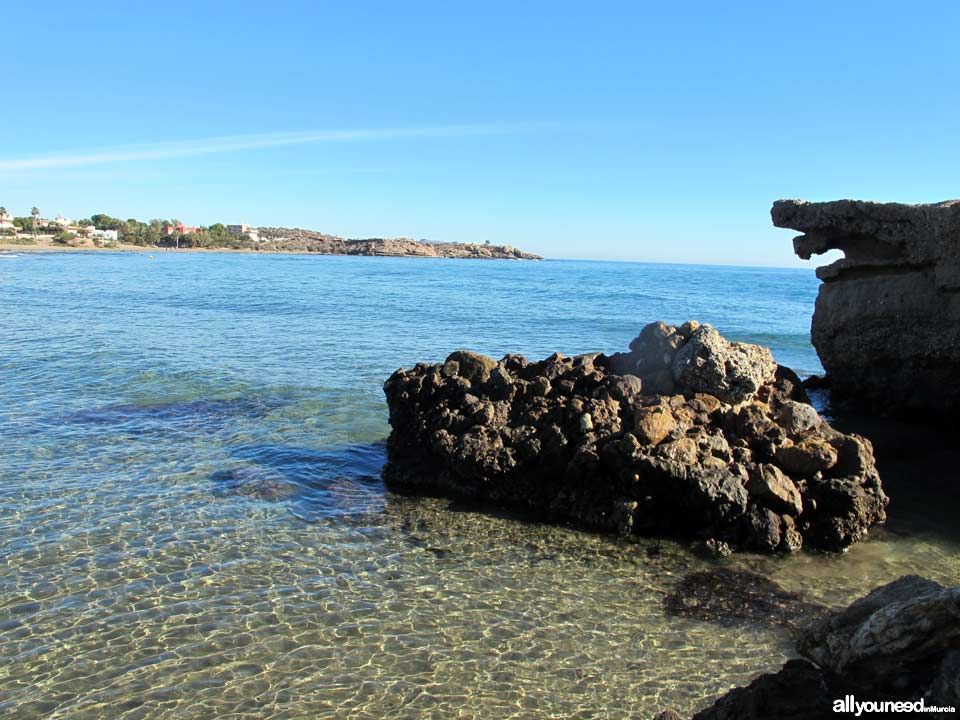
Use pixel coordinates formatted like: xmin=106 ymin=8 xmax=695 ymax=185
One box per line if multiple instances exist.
xmin=145 ymin=220 xmax=162 ymax=246
xmin=91 ymin=213 xmax=124 ymax=231
xmin=205 ymin=223 xmax=233 ymax=248
xmin=30 ymin=207 xmax=39 ymax=236
xmin=187 ymin=227 xmax=206 ymax=249
xmin=120 ymin=218 xmax=146 ymax=245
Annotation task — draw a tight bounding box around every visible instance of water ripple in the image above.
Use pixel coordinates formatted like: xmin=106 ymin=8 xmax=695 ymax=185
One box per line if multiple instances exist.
xmin=1 ymin=253 xmax=956 ymax=719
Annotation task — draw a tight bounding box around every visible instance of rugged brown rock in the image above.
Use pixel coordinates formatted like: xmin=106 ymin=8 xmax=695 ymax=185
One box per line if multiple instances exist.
xmin=255 ymin=227 xmax=542 ymax=259
xmin=382 ymin=321 xmax=887 ymax=553
xmin=772 ymin=198 xmax=960 ymax=417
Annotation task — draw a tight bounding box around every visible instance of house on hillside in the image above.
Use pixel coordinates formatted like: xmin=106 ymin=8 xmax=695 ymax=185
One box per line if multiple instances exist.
xmin=53 ymin=214 xmax=72 ymax=227
xmin=162 ymin=223 xmax=200 ymax=236
xmin=227 ymin=223 xmax=259 ymax=242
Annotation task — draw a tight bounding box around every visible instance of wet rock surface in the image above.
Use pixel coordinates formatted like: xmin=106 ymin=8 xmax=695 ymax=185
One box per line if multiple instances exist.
xmin=772 ymin=198 xmax=960 ymax=417
xmin=383 ymin=321 xmax=887 ymax=553
xmin=686 ymin=574 xmax=960 ymax=720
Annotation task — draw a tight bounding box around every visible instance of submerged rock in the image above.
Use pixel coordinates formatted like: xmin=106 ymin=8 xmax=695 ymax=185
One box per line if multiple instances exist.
xmin=209 ymin=466 xmax=298 ymax=501
xmin=663 ymin=568 xmax=826 ymax=628
xmin=382 ymin=321 xmax=887 ymax=553
xmin=772 ymin=198 xmax=960 ymax=417
xmin=61 ymin=397 xmax=281 ymax=425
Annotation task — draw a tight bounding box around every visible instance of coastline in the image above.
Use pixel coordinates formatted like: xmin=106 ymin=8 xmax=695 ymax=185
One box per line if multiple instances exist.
xmin=1 ymin=241 xmax=337 ymax=256
xmin=1 ymin=240 xmax=274 ymax=254
xmin=0 ymin=238 xmax=539 ymax=259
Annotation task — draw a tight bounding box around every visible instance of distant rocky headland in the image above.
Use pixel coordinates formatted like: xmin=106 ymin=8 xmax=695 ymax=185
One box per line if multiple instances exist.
xmin=0 ymin=208 xmax=541 ymax=260
xmin=773 ymin=198 xmax=960 ymax=417
xmin=255 ymin=227 xmax=541 ymax=259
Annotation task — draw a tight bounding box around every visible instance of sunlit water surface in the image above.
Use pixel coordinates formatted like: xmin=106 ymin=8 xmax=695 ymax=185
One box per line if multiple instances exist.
xmin=1 ymin=252 xmax=957 ymax=719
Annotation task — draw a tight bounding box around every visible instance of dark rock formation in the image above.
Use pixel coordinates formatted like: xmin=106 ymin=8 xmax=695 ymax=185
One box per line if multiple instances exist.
xmin=382 ymin=321 xmax=887 ymax=553
xmin=772 ymin=198 xmax=960 ymax=417
xmin=687 ymin=575 xmax=960 ymax=720
xmin=653 ymin=711 xmax=685 ymax=720
xmin=663 ymin=568 xmax=827 ymax=628
xmin=691 ymin=659 xmax=836 ymax=720
xmin=255 ymin=227 xmax=542 ymax=259
xmin=798 ymin=575 xmax=960 ymax=698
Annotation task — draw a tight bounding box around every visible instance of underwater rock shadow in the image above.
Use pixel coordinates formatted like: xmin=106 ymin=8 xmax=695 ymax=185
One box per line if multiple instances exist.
xmin=56 ymin=397 xmax=287 ymax=434
xmin=213 ymin=440 xmax=388 ymax=519
xmin=663 ymin=567 xmax=829 ymax=630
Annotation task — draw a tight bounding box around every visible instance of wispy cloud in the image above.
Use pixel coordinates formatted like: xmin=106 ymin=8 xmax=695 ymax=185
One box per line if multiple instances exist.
xmin=0 ymin=123 xmax=530 ymax=171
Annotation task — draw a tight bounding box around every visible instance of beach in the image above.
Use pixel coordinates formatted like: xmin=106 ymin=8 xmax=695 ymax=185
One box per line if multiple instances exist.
xmin=1 ymin=238 xmax=313 ymax=254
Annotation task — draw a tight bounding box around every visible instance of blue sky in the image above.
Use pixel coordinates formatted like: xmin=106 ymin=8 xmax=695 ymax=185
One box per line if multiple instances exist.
xmin=3 ymin=1 xmax=958 ymax=266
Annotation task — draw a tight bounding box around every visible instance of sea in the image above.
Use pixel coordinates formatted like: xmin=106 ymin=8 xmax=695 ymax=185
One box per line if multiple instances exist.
xmin=1 ymin=251 xmax=958 ymax=719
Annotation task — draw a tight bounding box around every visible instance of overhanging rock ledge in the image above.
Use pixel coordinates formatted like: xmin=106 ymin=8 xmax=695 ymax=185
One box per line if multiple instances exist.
xmin=772 ymin=198 xmax=960 ymax=417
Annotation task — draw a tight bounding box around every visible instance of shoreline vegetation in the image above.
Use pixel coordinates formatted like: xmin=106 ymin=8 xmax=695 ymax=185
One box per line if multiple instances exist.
xmin=0 ymin=209 xmax=541 ymax=260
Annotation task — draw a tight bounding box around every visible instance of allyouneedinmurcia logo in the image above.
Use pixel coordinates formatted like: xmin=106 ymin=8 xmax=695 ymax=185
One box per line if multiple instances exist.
xmin=834 ymin=696 xmax=956 ymax=715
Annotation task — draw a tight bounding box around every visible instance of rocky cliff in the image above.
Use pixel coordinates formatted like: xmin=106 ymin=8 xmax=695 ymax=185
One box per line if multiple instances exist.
xmin=772 ymin=198 xmax=960 ymax=416
xmin=383 ymin=321 xmax=887 ymax=553
xmin=256 ymin=227 xmax=542 ymax=259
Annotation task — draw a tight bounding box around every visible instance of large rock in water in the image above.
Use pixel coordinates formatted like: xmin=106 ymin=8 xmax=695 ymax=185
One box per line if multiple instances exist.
xmin=689 ymin=575 xmax=960 ymax=720
xmin=772 ymin=198 xmax=960 ymax=417
xmin=382 ymin=321 xmax=887 ymax=553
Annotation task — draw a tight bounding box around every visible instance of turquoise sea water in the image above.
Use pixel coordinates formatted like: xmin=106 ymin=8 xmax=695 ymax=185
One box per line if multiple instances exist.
xmin=1 ymin=251 xmax=958 ymax=719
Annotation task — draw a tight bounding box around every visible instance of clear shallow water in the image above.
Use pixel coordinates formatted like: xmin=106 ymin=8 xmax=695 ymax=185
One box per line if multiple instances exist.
xmin=1 ymin=251 xmax=958 ymax=719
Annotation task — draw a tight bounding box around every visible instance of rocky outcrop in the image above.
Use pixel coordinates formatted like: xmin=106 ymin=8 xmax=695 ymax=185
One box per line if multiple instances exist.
xmin=772 ymin=198 xmax=960 ymax=417
xmin=256 ymin=227 xmax=542 ymax=259
xmin=382 ymin=321 xmax=887 ymax=553
xmin=689 ymin=575 xmax=960 ymax=720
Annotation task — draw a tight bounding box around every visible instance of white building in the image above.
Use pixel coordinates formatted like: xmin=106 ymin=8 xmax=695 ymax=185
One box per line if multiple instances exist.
xmin=89 ymin=228 xmax=119 ymax=242
xmin=53 ymin=214 xmax=72 ymax=227
xmin=227 ymin=223 xmax=259 ymax=242
xmin=0 ymin=210 xmax=14 ymax=232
